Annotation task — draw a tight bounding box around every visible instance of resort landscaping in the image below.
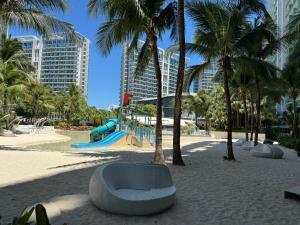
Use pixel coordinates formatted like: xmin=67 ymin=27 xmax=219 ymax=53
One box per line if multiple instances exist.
xmin=1 ymin=0 xmax=300 ymax=224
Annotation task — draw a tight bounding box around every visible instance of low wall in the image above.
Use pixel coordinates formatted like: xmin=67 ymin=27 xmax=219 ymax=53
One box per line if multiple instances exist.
xmin=210 ymin=131 xmax=265 ymax=140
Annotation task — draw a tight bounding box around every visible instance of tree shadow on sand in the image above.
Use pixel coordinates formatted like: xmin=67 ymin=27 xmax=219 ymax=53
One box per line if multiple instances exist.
xmin=0 ymin=140 xmax=222 ymax=224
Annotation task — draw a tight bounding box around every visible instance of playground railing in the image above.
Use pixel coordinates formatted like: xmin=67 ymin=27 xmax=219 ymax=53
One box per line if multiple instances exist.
xmin=135 ymin=127 xmax=156 ymax=146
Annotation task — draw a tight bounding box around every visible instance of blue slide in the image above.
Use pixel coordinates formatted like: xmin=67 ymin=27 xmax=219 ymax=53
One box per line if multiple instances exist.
xmin=90 ymin=118 xmax=119 ymax=142
xmin=71 ymin=131 xmax=128 ymax=149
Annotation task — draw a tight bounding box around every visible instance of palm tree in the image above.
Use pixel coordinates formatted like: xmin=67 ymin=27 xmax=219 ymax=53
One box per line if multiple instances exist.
xmin=185 ymin=0 xmax=271 ymax=160
xmin=65 ymin=84 xmax=86 ymax=121
xmin=231 ymin=72 xmax=253 ymax=141
xmin=172 ymin=0 xmax=186 ymax=166
xmin=183 ymin=94 xmax=202 ymax=127
xmin=281 ymin=59 xmax=300 ymax=136
xmin=207 ymin=86 xmax=227 ymax=129
xmin=238 ymin=17 xmax=279 ymax=145
xmin=89 ymin=0 xmax=177 ymax=163
xmin=0 ymin=36 xmax=34 ymax=128
xmin=0 ymin=0 xmax=75 ymax=38
xmin=183 ymin=91 xmax=210 ymax=130
xmin=24 ymin=81 xmax=54 ymax=119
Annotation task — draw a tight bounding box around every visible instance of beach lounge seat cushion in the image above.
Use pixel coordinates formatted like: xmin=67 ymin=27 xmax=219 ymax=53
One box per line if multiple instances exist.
xmin=89 ymin=163 xmax=176 ymax=215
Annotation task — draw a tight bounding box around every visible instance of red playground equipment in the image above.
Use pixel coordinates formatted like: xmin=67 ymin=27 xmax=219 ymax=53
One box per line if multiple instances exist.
xmin=123 ymin=93 xmax=133 ymax=106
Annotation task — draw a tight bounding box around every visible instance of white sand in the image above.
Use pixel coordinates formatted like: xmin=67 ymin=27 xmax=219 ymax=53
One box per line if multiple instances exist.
xmin=0 ymin=137 xmax=300 ymax=225
xmin=0 ymin=131 xmax=70 ymax=148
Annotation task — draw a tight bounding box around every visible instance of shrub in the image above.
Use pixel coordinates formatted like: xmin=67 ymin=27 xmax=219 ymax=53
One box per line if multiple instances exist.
xmin=277 ymin=134 xmax=296 ymax=149
xmin=0 ymin=204 xmax=67 ymax=225
xmin=277 ymin=134 xmax=300 ymax=154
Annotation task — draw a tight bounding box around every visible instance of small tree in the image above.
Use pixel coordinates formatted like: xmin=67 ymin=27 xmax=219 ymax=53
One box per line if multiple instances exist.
xmin=89 ymin=0 xmax=177 ymax=163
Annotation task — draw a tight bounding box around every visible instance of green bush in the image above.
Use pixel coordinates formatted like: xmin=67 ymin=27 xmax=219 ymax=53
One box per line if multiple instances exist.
xmin=277 ymin=134 xmax=300 ymax=152
xmin=0 ymin=204 xmax=67 ymax=225
xmin=57 ymin=121 xmax=70 ymax=128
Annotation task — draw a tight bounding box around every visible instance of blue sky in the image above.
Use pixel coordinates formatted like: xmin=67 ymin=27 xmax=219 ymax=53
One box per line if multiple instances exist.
xmin=11 ymin=0 xmax=201 ymax=109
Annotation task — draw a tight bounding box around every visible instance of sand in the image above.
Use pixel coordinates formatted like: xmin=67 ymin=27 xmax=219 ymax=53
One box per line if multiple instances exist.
xmin=0 ymin=136 xmax=300 ymax=225
xmin=0 ymin=131 xmax=70 ymax=148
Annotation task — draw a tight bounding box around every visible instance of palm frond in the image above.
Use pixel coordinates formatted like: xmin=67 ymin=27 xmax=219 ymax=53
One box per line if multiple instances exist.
xmin=134 ymin=40 xmax=151 ymax=78
xmin=25 ymin=0 xmax=68 ymax=12
xmin=5 ymin=8 xmax=76 ymax=39
xmin=153 ymin=1 xmax=177 ymax=40
xmin=232 ymin=56 xmax=280 ymax=80
xmin=97 ymin=19 xmax=140 ymax=56
xmin=184 ymin=61 xmax=211 ymax=92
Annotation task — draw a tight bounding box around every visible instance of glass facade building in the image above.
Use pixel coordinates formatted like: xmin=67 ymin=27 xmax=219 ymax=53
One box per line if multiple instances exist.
xmin=193 ymin=62 xmax=218 ymax=92
xmin=268 ymin=0 xmax=300 ymax=114
xmin=120 ymin=41 xmax=187 ymax=105
xmin=16 ymin=33 xmax=90 ymax=98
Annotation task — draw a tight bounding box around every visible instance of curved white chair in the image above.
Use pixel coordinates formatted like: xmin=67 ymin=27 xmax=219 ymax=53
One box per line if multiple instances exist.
xmin=235 ymin=139 xmax=245 ymax=146
xmin=251 ymin=144 xmax=284 ymax=159
xmin=89 ymin=162 xmax=176 ymax=215
xmin=241 ymin=141 xmax=254 ymax=151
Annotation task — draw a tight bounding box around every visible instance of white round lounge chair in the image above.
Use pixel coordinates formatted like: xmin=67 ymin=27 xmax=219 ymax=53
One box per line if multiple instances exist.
xmin=241 ymin=141 xmax=254 ymax=151
xmin=235 ymin=139 xmax=245 ymax=146
xmin=250 ymin=144 xmax=284 ymax=159
xmin=89 ymin=162 xmax=176 ymax=215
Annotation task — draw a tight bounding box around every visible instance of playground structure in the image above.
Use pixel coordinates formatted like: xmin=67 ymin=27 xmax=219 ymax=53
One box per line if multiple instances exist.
xmin=71 ymin=92 xmax=155 ymax=149
xmin=71 ymin=117 xmax=155 ymax=149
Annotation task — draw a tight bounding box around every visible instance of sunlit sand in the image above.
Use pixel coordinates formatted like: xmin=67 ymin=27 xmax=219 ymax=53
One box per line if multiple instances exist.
xmin=0 ymin=132 xmax=299 ymax=225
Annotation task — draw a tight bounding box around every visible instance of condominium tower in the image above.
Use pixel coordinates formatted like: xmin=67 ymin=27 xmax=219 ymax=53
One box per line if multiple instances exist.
xmin=120 ymin=41 xmax=188 ymax=105
xmin=193 ymin=62 xmax=218 ymax=92
xmin=268 ymin=0 xmax=300 ymax=113
xmin=268 ymin=0 xmax=300 ymax=69
xmin=16 ymin=33 xmax=90 ymax=97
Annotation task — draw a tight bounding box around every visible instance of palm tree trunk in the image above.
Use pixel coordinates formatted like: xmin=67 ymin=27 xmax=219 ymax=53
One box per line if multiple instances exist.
xmin=250 ymin=94 xmax=254 ymax=141
xmin=242 ymin=93 xmax=249 ymax=141
xmin=172 ymin=0 xmax=185 ymax=166
xmin=237 ymin=110 xmax=240 ymax=128
xmin=255 ymin=75 xmax=261 ymax=146
xmin=3 ymin=88 xmax=9 ymax=129
xmin=222 ymin=58 xmax=235 ymax=160
xmin=150 ymin=34 xmax=165 ymax=163
xmin=292 ymin=95 xmax=299 ymax=136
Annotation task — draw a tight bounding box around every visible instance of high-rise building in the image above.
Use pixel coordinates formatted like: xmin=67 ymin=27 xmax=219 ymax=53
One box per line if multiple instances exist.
xmin=193 ymin=62 xmax=218 ymax=92
xmin=16 ymin=33 xmax=90 ymax=98
xmin=268 ymin=0 xmax=300 ymax=114
xmin=268 ymin=0 xmax=300 ymax=68
xmin=120 ymin=41 xmax=188 ymax=105
xmin=268 ymin=0 xmax=287 ymax=69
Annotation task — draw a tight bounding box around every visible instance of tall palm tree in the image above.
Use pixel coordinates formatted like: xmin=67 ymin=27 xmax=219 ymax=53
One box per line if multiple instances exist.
xmin=172 ymin=0 xmax=186 ymax=165
xmin=237 ymin=17 xmax=279 ymax=145
xmin=281 ymin=59 xmax=300 ymax=136
xmin=0 ymin=0 xmax=75 ymax=38
xmin=231 ymin=71 xmax=254 ymax=141
xmin=89 ymin=0 xmax=177 ymax=163
xmin=185 ymin=0 xmax=271 ymax=160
